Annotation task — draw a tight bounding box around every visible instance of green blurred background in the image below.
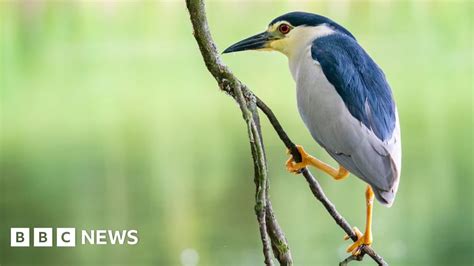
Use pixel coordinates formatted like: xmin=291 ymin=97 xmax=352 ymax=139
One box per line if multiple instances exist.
xmin=1 ymin=1 xmax=472 ymax=265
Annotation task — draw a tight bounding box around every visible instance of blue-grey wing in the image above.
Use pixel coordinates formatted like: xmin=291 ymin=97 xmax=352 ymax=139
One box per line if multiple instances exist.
xmin=312 ymin=34 xmax=396 ymax=141
xmin=308 ymin=34 xmax=401 ymax=205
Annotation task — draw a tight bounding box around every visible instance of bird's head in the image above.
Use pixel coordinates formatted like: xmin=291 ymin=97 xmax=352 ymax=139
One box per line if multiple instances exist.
xmin=223 ymin=12 xmax=354 ymax=58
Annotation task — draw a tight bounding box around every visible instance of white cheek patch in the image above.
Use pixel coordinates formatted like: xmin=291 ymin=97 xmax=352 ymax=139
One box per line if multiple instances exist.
xmin=310 ymin=24 xmax=336 ymax=39
xmin=283 ymin=24 xmax=335 ymax=57
xmin=287 ymin=24 xmax=335 ymax=42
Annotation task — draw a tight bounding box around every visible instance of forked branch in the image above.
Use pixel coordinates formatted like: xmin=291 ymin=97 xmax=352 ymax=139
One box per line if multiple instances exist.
xmin=185 ymin=1 xmax=387 ymax=265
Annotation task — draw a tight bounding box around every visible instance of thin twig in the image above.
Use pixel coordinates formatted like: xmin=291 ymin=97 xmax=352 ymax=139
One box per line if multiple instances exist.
xmin=339 ymin=254 xmax=364 ymax=266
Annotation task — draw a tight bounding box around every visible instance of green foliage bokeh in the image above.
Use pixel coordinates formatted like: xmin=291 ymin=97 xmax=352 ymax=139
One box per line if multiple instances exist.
xmin=0 ymin=1 xmax=472 ymax=265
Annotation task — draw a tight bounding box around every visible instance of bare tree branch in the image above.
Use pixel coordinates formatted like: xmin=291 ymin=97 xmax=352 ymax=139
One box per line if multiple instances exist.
xmin=185 ymin=1 xmax=291 ymax=265
xmin=185 ymin=0 xmax=387 ymax=265
xmin=339 ymin=254 xmax=364 ymax=266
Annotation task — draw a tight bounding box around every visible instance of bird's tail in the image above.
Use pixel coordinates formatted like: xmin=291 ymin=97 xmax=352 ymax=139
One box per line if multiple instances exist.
xmin=372 ymin=182 xmax=399 ymax=207
xmin=372 ymin=154 xmax=401 ymax=207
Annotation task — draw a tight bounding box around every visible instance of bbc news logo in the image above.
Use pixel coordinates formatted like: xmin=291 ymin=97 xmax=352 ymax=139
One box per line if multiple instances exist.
xmin=11 ymin=228 xmax=139 ymax=247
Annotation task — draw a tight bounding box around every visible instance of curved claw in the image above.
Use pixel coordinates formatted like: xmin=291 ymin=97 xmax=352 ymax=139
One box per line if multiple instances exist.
xmin=345 ymin=226 xmax=372 ymax=255
xmin=285 ymin=145 xmax=309 ymax=173
xmin=285 ymin=158 xmax=306 ymax=173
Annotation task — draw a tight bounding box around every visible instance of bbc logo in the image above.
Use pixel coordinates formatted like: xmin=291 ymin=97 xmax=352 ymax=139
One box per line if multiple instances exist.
xmin=11 ymin=228 xmax=75 ymax=247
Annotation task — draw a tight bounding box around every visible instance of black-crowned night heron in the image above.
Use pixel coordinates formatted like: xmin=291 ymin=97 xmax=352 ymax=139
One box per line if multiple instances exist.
xmin=223 ymin=12 xmax=401 ymax=254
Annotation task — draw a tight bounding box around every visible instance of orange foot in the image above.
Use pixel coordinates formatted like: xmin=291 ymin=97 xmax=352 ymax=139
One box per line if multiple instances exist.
xmin=285 ymin=145 xmax=349 ymax=180
xmin=344 ymin=227 xmax=373 ymax=255
xmin=285 ymin=145 xmax=312 ymax=173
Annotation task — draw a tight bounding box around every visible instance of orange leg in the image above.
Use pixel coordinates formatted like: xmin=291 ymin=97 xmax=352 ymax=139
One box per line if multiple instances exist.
xmin=286 ymin=145 xmax=349 ymax=180
xmin=345 ymin=185 xmax=374 ymax=255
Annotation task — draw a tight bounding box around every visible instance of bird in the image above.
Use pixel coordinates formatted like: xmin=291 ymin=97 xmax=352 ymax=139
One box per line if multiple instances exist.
xmin=223 ymin=11 xmax=401 ymax=254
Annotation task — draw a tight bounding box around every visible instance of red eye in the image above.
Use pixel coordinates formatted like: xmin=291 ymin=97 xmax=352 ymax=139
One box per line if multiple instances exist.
xmin=278 ymin=23 xmax=291 ymax=34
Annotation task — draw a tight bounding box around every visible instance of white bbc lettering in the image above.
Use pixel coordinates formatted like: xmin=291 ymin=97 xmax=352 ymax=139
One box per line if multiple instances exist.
xmin=11 ymin=228 xmax=30 ymax=247
xmin=109 ymin=230 xmax=127 ymax=244
xmin=57 ymin=228 xmax=75 ymax=247
xmin=80 ymin=230 xmax=139 ymax=245
xmin=96 ymin=230 xmax=107 ymax=245
xmin=33 ymin=228 xmax=52 ymax=247
xmin=81 ymin=230 xmax=94 ymax=244
xmin=127 ymin=230 xmax=139 ymax=245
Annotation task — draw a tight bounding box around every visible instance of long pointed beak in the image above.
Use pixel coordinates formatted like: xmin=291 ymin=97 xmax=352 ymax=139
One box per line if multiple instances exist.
xmin=223 ymin=31 xmax=273 ymax=54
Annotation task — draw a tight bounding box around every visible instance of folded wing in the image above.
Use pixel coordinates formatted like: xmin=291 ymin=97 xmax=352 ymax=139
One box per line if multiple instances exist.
xmin=310 ymin=33 xmax=401 ymax=206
